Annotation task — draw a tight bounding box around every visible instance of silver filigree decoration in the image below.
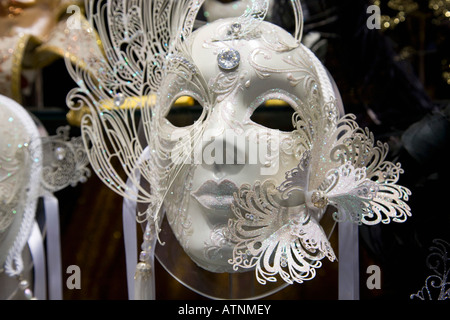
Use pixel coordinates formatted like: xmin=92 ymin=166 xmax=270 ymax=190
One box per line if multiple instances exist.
xmin=222 ymin=0 xmax=269 ymax=41
xmin=215 ymin=0 xmax=304 ymax=44
xmin=65 ymin=0 xmax=208 ymax=231
xmin=249 ymin=47 xmax=321 ymax=90
xmin=227 ymin=97 xmax=412 ymax=284
xmin=41 ymin=126 xmax=91 ymax=193
xmin=277 ymin=112 xmax=412 ymax=225
xmin=204 ymin=224 xmax=234 ymax=272
xmin=228 ymin=179 xmax=336 ymax=285
xmin=411 ymin=239 xmax=450 ymax=300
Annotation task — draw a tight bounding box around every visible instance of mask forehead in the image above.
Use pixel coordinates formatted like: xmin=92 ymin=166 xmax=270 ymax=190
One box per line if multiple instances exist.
xmin=190 ymin=19 xmax=323 ymax=112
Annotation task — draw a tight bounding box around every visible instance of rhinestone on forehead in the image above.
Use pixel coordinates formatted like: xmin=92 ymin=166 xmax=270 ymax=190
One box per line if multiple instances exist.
xmin=217 ymin=48 xmax=241 ymax=70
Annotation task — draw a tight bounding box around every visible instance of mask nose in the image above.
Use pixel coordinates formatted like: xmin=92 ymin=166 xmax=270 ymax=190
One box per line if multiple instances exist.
xmin=200 ymin=132 xmax=246 ymax=180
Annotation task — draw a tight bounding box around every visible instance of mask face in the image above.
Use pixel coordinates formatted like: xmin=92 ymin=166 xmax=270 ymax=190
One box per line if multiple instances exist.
xmin=156 ymin=18 xmax=338 ymax=273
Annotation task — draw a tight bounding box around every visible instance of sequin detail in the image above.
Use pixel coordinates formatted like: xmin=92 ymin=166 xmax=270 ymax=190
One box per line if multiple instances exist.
xmin=217 ymin=48 xmax=241 ymax=70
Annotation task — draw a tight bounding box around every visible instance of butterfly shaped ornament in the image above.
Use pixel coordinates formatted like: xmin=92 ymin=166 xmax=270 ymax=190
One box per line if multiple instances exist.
xmin=228 ymin=109 xmax=412 ymax=285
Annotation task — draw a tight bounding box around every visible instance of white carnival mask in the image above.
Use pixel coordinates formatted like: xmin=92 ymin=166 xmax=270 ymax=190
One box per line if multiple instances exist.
xmin=0 ymin=95 xmax=42 ymax=279
xmin=64 ymin=0 xmax=411 ymax=299
xmin=0 ymin=94 xmax=90 ymax=299
xmin=157 ymin=17 xmax=342 ymax=275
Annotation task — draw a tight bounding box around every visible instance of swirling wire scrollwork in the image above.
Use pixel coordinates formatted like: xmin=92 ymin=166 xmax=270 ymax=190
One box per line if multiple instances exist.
xmin=410 ymin=239 xmax=450 ymax=300
xmin=40 ymin=126 xmax=91 ymax=193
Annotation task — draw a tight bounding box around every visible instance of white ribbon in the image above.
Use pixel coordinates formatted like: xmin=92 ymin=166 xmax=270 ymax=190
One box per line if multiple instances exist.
xmin=122 ymin=146 xmax=159 ymax=300
xmin=43 ymin=194 xmax=63 ymax=300
xmin=27 ymin=222 xmax=47 ymax=300
xmin=122 ymin=181 xmax=138 ymax=300
xmin=26 ymin=195 xmax=63 ymax=301
xmin=338 ymin=221 xmax=360 ymax=300
xmin=329 ymin=68 xmax=360 ymax=301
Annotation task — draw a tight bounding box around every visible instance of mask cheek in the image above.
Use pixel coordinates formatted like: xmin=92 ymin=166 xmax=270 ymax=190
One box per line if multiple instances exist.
xmin=244 ymin=125 xmax=299 ymax=178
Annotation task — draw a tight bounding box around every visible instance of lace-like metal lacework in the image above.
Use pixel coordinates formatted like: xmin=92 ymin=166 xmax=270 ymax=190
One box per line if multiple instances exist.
xmin=411 ymin=239 xmax=450 ymax=300
xmin=0 ymin=95 xmax=42 ymax=278
xmin=41 ymin=126 xmax=91 ymax=193
xmin=227 ymin=100 xmax=411 ymax=284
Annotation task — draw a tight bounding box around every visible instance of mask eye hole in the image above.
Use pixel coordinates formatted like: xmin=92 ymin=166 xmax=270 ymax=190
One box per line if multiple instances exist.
xmin=250 ymin=99 xmax=296 ymax=132
xmin=165 ymin=95 xmax=204 ymax=128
